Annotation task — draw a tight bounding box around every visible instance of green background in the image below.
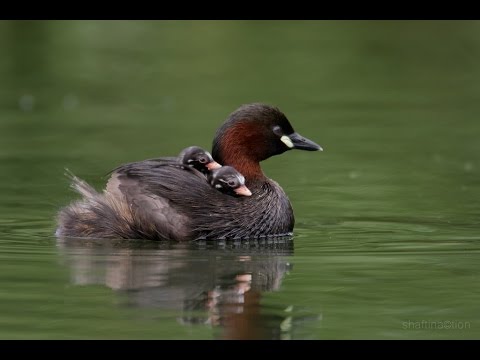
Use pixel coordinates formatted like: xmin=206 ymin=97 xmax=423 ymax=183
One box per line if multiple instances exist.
xmin=0 ymin=20 xmax=478 ymax=339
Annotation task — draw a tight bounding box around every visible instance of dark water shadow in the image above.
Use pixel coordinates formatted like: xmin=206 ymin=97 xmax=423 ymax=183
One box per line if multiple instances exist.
xmin=56 ymin=237 xmax=295 ymax=339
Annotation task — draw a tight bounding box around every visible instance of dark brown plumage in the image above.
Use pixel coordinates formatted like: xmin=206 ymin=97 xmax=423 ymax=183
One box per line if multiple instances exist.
xmin=56 ymin=103 xmax=321 ymax=241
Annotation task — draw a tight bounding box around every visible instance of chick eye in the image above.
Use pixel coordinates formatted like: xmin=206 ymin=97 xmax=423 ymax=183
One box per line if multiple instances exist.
xmin=272 ymin=126 xmax=283 ymax=136
xmin=228 ymin=180 xmax=236 ymax=187
xmin=199 ymin=157 xmax=207 ymax=164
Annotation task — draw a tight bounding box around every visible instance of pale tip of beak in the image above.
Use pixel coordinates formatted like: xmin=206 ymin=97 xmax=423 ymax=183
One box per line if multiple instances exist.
xmin=234 ymin=185 xmax=252 ymax=197
xmin=206 ymin=161 xmax=222 ymax=170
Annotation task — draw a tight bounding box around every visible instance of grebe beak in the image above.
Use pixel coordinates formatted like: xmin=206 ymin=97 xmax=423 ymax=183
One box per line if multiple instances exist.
xmin=206 ymin=161 xmax=222 ymax=170
xmin=234 ymin=185 xmax=252 ymax=197
xmin=284 ymin=132 xmax=323 ymax=151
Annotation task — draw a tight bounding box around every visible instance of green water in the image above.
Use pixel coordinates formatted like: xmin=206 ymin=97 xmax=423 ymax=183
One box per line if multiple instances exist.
xmin=0 ymin=20 xmax=479 ymax=339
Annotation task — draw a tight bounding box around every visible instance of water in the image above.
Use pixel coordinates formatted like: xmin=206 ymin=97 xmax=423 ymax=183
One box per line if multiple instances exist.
xmin=1 ymin=20 xmax=479 ymax=339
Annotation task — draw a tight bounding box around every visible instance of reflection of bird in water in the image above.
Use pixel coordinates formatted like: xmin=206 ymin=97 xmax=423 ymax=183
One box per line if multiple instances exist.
xmin=55 ymin=237 xmax=316 ymax=339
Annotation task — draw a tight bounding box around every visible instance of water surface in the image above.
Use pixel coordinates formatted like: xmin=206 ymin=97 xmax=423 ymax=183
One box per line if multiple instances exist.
xmin=0 ymin=20 xmax=479 ymax=339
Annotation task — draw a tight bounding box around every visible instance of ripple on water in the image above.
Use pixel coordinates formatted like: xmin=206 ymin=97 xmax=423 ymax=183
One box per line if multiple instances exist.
xmin=293 ymin=216 xmax=480 ymax=255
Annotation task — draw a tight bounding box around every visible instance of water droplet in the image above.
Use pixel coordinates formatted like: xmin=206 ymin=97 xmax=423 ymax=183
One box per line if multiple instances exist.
xmin=63 ymin=94 xmax=79 ymax=110
xmin=463 ymin=162 xmax=474 ymax=172
xmin=161 ymin=96 xmax=175 ymax=111
xmin=348 ymin=171 xmax=359 ymax=179
xmin=433 ymin=154 xmax=442 ymax=163
xmin=19 ymin=94 xmax=35 ymax=112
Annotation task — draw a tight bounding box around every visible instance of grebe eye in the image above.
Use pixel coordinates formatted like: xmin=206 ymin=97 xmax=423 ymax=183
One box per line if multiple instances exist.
xmin=228 ymin=180 xmax=236 ymax=187
xmin=199 ymin=157 xmax=207 ymax=163
xmin=272 ymin=126 xmax=283 ymax=136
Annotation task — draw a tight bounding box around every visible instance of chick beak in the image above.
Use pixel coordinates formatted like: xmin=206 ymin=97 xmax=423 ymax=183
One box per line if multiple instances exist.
xmin=234 ymin=185 xmax=252 ymax=197
xmin=206 ymin=161 xmax=222 ymax=170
